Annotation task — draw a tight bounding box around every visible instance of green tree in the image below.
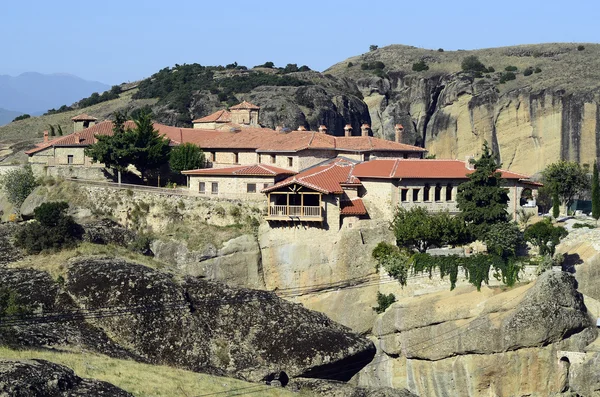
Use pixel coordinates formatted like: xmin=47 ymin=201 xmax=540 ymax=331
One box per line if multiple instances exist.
xmin=484 ymin=222 xmax=523 ymax=259
xmin=552 ymin=190 xmax=560 ymax=218
xmin=524 ymin=219 xmax=568 ymax=257
xmin=542 ymin=160 xmax=589 ymax=210
xmin=412 ymin=60 xmax=429 ymax=72
xmin=456 ymin=141 xmax=509 ymax=234
xmin=15 ymin=202 xmax=83 ymax=254
xmin=369 ymin=44 xmax=379 ymax=51
xmin=373 ymin=292 xmax=396 ymax=314
xmin=12 ymin=114 xmax=30 ymax=122
xmin=169 ymin=143 xmax=205 ymax=173
xmin=592 ymin=161 xmax=600 ymax=220
xmin=0 ymin=165 xmax=38 ymax=209
xmin=461 ymin=56 xmax=487 ymax=72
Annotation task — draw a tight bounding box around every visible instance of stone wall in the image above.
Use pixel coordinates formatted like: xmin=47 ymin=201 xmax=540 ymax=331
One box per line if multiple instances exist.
xmin=188 ymin=174 xmax=274 ymax=200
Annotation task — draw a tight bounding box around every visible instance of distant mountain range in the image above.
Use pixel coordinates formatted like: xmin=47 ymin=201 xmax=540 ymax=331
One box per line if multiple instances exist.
xmin=0 ymin=72 xmax=109 ymax=118
xmin=0 ymin=108 xmax=23 ymax=126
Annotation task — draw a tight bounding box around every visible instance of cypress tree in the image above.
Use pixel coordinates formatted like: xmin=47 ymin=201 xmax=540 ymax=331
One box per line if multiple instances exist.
xmin=593 ymin=160 xmax=600 ymax=220
xmin=552 ymin=190 xmax=560 ymax=219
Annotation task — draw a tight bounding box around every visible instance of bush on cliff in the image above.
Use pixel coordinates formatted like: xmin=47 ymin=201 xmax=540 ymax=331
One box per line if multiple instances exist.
xmin=461 ymin=56 xmax=487 ymax=73
xmin=0 ymin=165 xmax=38 ymax=210
xmin=15 ymin=202 xmax=83 ymax=254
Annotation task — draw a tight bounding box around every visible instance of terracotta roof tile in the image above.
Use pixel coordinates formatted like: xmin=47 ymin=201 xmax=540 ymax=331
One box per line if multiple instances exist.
xmin=182 ymin=164 xmax=295 ymax=176
xmin=192 ymin=110 xmax=231 ymax=123
xmin=340 ymin=198 xmax=368 ymax=215
xmin=353 ymin=159 xmax=533 ymax=180
xmin=71 ymin=113 xmax=98 ymax=121
xmin=262 ymin=158 xmax=358 ymax=194
xmin=229 ymin=101 xmax=260 ymax=110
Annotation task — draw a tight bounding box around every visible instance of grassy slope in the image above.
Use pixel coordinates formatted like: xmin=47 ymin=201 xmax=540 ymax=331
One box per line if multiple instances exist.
xmin=0 ymin=89 xmax=157 ymax=163
xmin=327 ymin=43 xmax=600 ymax=94
xmin=0 ymin=347 xmax=306 ymax=397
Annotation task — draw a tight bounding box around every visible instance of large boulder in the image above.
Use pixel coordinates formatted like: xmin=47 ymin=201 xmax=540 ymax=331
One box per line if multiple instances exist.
xmin=356 ymin=271 xmax=597 ymax=397
xmin=19 ymin=185 xmax=48 ymax=219
xmin=0 ymin=359 xmax=132 ymax=396
xmin=1 ymin=258 xmax=375 ymax=384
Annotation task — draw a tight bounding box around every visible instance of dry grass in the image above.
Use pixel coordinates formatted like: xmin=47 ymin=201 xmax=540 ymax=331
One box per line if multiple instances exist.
xmin=0 ymin=89 xmax=157 ymax=162
xmin=7 ymin=242 xmax=172 ymax=280
xmin=0 ymin=346 xmax=307 ymax=397
xmin=164 ymin=221 xmax=251 ymax=252
xmin=328 ymin=43 xmax=600 ymax=94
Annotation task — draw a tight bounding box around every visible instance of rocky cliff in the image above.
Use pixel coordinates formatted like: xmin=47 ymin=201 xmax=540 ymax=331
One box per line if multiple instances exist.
xmin=328 ymin=43 xmax=600 ymax=175
xmin=354 ymin=271 xmax=597 ymax=397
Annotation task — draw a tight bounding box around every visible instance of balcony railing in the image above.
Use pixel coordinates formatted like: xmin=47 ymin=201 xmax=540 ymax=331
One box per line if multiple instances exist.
xmin=267 ymin=205 xmax=322 ymax=221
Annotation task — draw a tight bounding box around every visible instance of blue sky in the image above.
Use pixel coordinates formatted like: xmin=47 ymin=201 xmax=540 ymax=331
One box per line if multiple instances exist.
xmin=2 ymin=0 xmax=598 ymax=85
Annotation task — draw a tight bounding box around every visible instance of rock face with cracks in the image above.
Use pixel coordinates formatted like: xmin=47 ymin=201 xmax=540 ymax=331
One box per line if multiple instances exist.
xmin=0 ymin=258 xmax=375 ymax=384
xmin=0 ymin=359 xmax=132 ymax=396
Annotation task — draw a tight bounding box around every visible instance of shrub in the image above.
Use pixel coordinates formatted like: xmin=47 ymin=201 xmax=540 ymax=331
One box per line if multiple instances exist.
xmin=347 ymin=62 xmax=354 ymax=67
xmin=461 ymin=56 xmax=487 ymax=72
xmin=128 ymin=234 xmax=154 ymax=255
xmin=15 ymin=202 xmax=83 ymax=254
xmin=0 ymin=165 xmax=38 ymax=209
xmin=12 ymin=114 xmax=31 ymax=122
xmin=255 ymin=61 xmax=274 ymax=68
xmin=369 ymin=44 xmax=378 ymax=51
xmin=499 ymin=72 xmax=516 ymax=84
xmin=373 ymin=292 xmax=396 ymax=314
xmin=437 ymin=48 xmax=444 ymax=52
xmin=283 ymin=63 xmax=299 ymax=74
xmin=524 ymin=219 xmax=568 ymax=256
xmin=505 ymin=66 xmax=518 ymax=72
xmin=578 ymin=45 xmax=585 ymax=51
xmin=412 ymin=60 xmax=429 ymax=72
xmin=523 ymin=67 xmax=534 ymax=76
xmin=360 ymin=63 xmax=370 ymax=70
xmin=0 ymin=287 xmax=32 ymax=319
xmin=229 ymin=206 xmax=242 ymax=218
xmin=573 ymin=223 xmax=595 ymax=229
xmin=486 ymin=66 xmax=495 ymax=73
xmin=484 ymin=222 xmax=523 ymax=259
xmin=534 ymin=67 xmax=542 ymax=73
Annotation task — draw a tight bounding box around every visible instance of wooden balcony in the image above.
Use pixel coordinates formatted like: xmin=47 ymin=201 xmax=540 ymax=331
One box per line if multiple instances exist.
xmin=266 ymin=205 xmax=323 ymax=221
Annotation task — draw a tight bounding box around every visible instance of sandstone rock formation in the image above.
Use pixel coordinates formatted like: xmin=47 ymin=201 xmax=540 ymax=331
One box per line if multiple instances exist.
xmin=289 ymin=377 xmax=417 ymax=397
xmin=354 ymin=271 xmax=597 ymax=397
xmin=0 ymin=359 xmax=132 ymax=396
xmin=0 ymin=258 xmax=375 ymax=384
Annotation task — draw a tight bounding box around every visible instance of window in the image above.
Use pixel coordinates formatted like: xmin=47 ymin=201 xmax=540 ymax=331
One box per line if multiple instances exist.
xmin=270 ymin=154 xmax=276 ymax=164
xmin=247 ymin=183 xmax=256 ymax=193
xmin=233 ymin=153 xmax=239 ymax=164
xmin=210 ymin=152 xmax=216 ymax=162
xmin=403 ymin=154 xmax=408 ymax=159
xmin=400 ymin=188 xmax=409 ymax=202
xmin=211 ymin=182 xmax=218 ymax=195
xmin=263 ymin=183 xmax=271 ymax=190
xmin=412 ymin=188 xmax=420 ymax=202
xmin=67 ymin=155 xmax=74 ymax=164
xmin=287 ymin=157 xmax=293 ymax=167
xmin=423 ymin=184 xmax=431 ymax=201
xmin=446 ymin=184 xmax=453 ymax=201
xmin=364 ymin=153 xmax=370 ymax=161
xmin=434 ymin=183 xmax=442 ymax=202
xmin=199 ymin=182 xmax=205 ymax=194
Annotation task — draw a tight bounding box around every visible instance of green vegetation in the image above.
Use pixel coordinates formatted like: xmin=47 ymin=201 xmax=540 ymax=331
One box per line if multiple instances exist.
xmin=0 ymin=165 xmax=38 ymax=209
xmin=0 ymin=347 xmax=302 ymax=397
xmin=15 ymin=202 xmax=83 ymax=254
xmin=552 ymin=190 xmax=560 ymax=218
xmin=499 ymin=72 xmax=517 ymax=83
xmin=169 ymin=143 xmax=205 ymax=174
xmin=132 ymin=63 xmax=310 ymax=125
xmin=505 ymin=65 xmax=518 ymax=72
xmin=578 ymin=45 xmax=585 ymax=51
xmin=85 ymin=111 xmax=171 ymax=181
xmin=361 ymin=61 xmax=385 ymax=70
xmin=255 ymin=61 xmax=274 ymax=68
xmin=48 ymin=124 xmax=64 ymax=137
xmin=412 ymin=60 xmax=429 ymax=72
xmin=461 ymin=55 xmax=487 ymax=73
xmin=524 ymin=219 xmax=568 ymax=256
xmin=369 ymin=44 xmax=378 ymax=51
xmin=45 ymin=85 xmax=123 ymax=115
xmin=12 ymin=114 xmax=30 ymax=122
xmin=457 ymin=141 xmax=509 ymax=235
xmin=592 ymin=160 xmax=600 ymax=220
xmin=0 ymin=287 xmax=31 ymax=319
xmin=543 ymin=160 xmax=589 ymax=210
xmin=373 ymin=292 xmax=396 ymax=314
xmin=484 ymin=222 xmax=523 ymax=259
xmin=391 ymin=207 xmax=468 ymax=253
xmin=523 ymin=67 xmax=534 ymax=76
xmin=573 ymin=222 xmax=595 ymax=229
xmin=534 ymin=67 xmax=542 ymax=73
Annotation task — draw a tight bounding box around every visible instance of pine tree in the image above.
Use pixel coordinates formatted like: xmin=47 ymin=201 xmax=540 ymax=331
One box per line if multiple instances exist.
xmin=592 ymin=160 xmax=600 ymax=220
xmin=456 ymin=141 xmax=509 ymax=235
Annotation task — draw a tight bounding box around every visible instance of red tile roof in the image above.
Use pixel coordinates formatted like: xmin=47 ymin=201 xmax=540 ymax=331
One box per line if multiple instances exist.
xmin=340 ymin=198 xmax=367 ymax=215
xmin=230 ymin=101 xmax=260 ymax=110
xmin=71 ymin=113 xmax=98 ymax=121
xmin=353 ymin=159 xmax=532 ymax=180
xmin=262 ymin=158 xmax=359 ymax=194
xmin=182 ymin=164 xmax=295 ymax=176
xmin=192 ymin=110 xmax=231 ymax=123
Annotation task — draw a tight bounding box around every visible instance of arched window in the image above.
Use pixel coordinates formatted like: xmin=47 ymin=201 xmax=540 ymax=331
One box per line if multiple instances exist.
xmin=446 ymin=183 xmax=453 ymax=201
xmin=434 ymin=183 xmax=442 ymax=202
xmin=423 ymin=184 xmax=431 ymax=202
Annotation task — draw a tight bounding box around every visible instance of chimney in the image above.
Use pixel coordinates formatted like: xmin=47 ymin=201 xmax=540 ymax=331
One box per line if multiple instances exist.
xmin=361 ymin=123 xmax=370 ymax=137
xmin=318 ymin=125 xmax=328 ymax=134
xmin=395 ymin=124 xmax=404 ymax=143
xmin=344 ymin=124 xmax=353 ymax=137
xmin=297 ymin=125 xmax=307 ymax=131
xmin=74 ymin=132 xmax=81 ymax=144
xmin=43 ymin=130 xmax=49 ymax=143
xmin=465 ymin=155 xmax=475 ymax=170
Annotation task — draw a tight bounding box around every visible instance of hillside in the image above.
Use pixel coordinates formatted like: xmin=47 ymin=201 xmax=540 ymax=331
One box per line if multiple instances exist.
xmin=327 ymin=43 xmax=600 ymax=175
xmin=3 ymin=43 xmax=600 ymax=175
xmin=0 ymin=108 xmax=22 ymax=126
